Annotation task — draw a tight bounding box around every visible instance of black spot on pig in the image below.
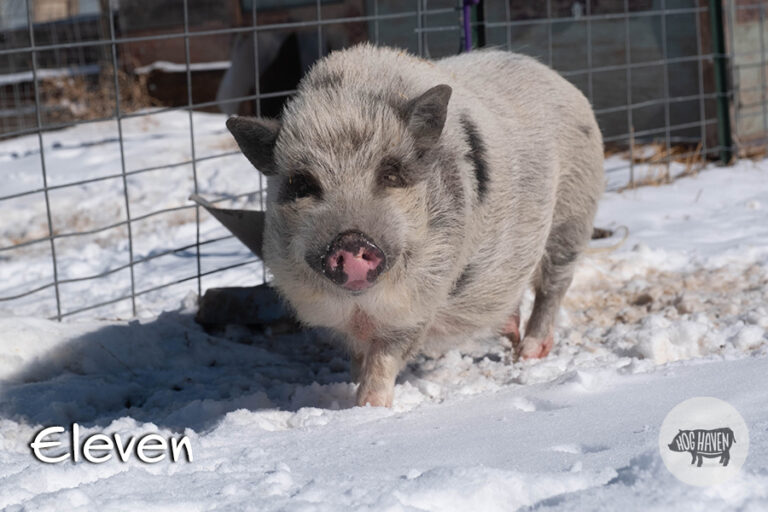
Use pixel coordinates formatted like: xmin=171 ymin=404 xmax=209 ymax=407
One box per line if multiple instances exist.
xmin=308 ymin=69 xmax=345 ymax=89
xmin=578 ymin=125 xmax=592 ymax=138
xmin=450 ymin=264 xmax=473 ymax=296
xmin=459 ymin=114 xmax=489 ymax=202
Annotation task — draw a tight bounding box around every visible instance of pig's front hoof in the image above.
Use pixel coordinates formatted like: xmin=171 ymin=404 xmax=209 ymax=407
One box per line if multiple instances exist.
xmin=356 ymin=388 xmax=393 ymax=408
xmin=517 ymin=335 xmax=553 ymax=360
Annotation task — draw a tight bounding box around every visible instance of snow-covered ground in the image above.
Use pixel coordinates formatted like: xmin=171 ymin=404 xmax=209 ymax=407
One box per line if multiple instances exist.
xmin=1 ymin=112 xmax=767 ymax=510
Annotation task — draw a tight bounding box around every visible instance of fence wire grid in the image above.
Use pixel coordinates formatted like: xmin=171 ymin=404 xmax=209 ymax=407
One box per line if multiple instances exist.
xmin=0 ymin=0 xmax=765 ymax=321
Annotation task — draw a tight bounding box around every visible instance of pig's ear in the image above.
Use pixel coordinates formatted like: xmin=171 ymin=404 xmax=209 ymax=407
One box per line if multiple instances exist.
xmin=226 ymin=116 xmax=281 ymax=175
xmin=404 ymin=84 xmax=452 ymax=151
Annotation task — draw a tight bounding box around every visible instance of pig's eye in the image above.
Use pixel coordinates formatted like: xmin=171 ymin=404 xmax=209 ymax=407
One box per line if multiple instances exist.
xmin=377 ymin=158 xmax=408 ymax=188
xmin=280 ymin=173 xmax=322 ymax=202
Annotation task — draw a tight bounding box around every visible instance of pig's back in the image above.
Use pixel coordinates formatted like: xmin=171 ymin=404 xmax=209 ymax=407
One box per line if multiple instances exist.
xmin=435 ymin=50 xmax=602 ymax=172
xmin=430 ymin=51 xmax=604 ymax=336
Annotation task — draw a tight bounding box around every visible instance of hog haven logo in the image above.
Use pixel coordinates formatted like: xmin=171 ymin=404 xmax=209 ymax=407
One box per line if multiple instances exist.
xmin=667 ymin=428 xmax=735 ymax=467
xmin=659 ymin=397 xmax=749 ymax=486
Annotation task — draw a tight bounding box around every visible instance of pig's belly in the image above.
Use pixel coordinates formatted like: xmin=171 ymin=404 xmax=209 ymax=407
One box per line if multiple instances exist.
xmin=428 ymin=293 xmax=520 ymax=339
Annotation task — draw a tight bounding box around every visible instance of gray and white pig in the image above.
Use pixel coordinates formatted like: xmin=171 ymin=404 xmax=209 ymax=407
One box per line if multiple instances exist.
xmin=226 ymin=44 xmax=603 ymax=407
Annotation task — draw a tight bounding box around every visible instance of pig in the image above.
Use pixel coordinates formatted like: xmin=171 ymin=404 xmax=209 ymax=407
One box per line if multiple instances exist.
xmin=667 ymin=428 xmax=735 ymax=467
xmin=226 ymin=44 xmax=604 ymax=407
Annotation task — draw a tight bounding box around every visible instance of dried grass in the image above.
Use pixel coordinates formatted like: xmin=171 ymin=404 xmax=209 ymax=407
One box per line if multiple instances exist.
xmin=618 ymin=141 xmax=708 ymax=191
xmin=566 ymin=259 xmax=768 ymax=330
xmin=40 ymin=68 xmax=158 ymax=123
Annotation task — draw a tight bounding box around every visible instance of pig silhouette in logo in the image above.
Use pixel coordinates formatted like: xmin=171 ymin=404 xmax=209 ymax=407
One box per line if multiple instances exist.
xmin=668 ymin=428 xmax=736 ymax=467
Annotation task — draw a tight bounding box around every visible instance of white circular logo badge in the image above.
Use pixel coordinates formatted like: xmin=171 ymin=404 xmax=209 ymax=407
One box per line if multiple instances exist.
xmin=659 ymin=397 xmax=749 ymax=487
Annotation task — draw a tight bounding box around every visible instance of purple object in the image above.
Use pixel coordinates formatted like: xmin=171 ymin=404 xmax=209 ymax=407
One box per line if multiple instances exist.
xmin=463 ymin=0 xmax=481 ymax=52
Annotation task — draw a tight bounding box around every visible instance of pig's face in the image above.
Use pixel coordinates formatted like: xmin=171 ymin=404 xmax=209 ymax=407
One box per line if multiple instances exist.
xmin=227 ymin=85 xmax=452 ymax=304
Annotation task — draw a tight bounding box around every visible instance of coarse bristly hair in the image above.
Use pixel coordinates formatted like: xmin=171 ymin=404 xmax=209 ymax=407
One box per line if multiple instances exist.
xmin=226 ymin=43 xmax=604 ymax=407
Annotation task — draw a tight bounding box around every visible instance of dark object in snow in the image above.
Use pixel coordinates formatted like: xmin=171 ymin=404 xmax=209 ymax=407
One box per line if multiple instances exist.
xmin=190 ymin=195 xmax=298 ymax=331
xmin=195 ymin=284 xmax=298 ymax=332
xmin=592 ymin=227 xmax=614 ymax=239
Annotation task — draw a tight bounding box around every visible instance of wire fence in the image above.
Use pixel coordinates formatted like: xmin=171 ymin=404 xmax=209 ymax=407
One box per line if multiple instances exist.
xmin=0 ymin=0 xmax=765 ymax=321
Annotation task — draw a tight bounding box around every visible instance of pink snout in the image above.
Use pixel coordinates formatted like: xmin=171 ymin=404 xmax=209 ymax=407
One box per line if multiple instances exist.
xmin=323 ymin=232 xmax=386 ymax=291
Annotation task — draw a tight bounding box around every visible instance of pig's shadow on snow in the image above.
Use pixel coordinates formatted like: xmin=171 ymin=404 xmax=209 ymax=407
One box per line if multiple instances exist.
xmin=0 ymin=312 xmax=355 ymax=432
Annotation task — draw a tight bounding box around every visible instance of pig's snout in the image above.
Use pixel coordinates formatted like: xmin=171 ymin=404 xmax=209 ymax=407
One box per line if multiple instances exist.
xmin=322 ymin=231 xmax=386 ymax=292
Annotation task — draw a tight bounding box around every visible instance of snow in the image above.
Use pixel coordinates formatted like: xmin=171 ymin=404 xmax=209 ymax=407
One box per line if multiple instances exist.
xmin=0 ymin=65 xmax=101 ymax=86
xmin=134 ymin=61 xmax=232 ymax=75
xmin=1 ymin=111 xmax=768 ymax=510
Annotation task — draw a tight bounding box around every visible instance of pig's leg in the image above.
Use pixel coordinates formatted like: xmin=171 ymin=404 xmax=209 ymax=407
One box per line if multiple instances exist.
xmin=519 ymin=220 xmax=586 ymax=359
xmin=501 ymin=308 xmax=521 ymax=346
xmin=356 ymin=349 xmax=401 ymax=407
xmin=350 ymin=353 xmax=363 ymax=383
xmin=356 ymin=329 xmax=422 ymax=407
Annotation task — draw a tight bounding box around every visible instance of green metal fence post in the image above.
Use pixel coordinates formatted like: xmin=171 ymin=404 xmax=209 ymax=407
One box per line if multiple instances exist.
xmin=709 ymin=0 xmax=733 ymax=164
xmin=472 ymin=0 xmax=486 ymax=49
